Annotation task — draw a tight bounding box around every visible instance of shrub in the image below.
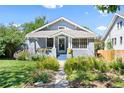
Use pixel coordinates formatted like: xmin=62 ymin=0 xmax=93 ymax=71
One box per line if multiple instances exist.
xmin=31 ymin=54 xmax=46 ymax=61
xmin=30 ymin=70 xmax=49 ymax=83
xmin=14 ymin=50 xmax=30 ymax=61
xmin=95 ymin=73 xmax=109 ymax=82
xmin=92 ymin=58 xmax=110 ymax=73
xmin=68 ymin=71 xmax=96 ymax=81
xmin=110 ymin=61 xmax=124 ymax=74
xmin=37 ymin=57 xmax=59 ymax=71
xmin=64 ymin=57 xmax=109 ymax=75
xmin=64 ymin=57 xmax=94 ymax=75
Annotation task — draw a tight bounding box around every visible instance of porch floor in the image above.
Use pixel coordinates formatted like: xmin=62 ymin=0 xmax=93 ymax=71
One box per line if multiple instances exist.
xmin=57 ymin=54 xmax=67 ymax=61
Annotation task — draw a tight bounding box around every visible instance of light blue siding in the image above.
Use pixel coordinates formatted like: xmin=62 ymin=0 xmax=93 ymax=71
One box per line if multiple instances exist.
xmin=47 ymin=20 xmax=75 ymax=30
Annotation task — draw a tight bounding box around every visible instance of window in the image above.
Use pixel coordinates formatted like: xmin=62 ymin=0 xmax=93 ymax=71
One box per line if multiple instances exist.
xmin=72 ymin=39 xmax=80 ymax=48
xmin=72 ymin=39 xmax=87 ymax=48
xmin=112 ymin=38 xmax=116 ymax=45
xmin=58 ymin=26 xmax=66 ymax=30
xmin=80 ymin=39 xmax=87 ymax=48
xmin=117 ymin=21 xmax=123 ymax=29
xmin=120 ymin=36 xmax=123 ymax=44
xmin=47 ymin=38 xmax=53 ymax=48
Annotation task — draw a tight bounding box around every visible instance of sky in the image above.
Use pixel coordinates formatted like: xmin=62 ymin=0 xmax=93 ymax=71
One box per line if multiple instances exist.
xmin=0 ymin=5 xmax=124 ymax=36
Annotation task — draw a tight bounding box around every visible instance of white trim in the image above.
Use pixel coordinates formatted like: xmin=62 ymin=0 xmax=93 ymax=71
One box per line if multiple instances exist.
xmin=58 ymin=36 xmax=66 ymax=54
xmin=72 ymin=38 xmax=88 ymax=49
xmin=50 ymin=31 xmax=75 ymax=38
xmin=53 ymin=37 xmax=55 ymax=48
xmin=30 ymin=17 xmax=94 ymax=34
xmin=103 ymin=13 xmax=124 ymax=41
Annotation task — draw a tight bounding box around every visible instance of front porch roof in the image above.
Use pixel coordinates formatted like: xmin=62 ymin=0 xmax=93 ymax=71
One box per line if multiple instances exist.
xmin=26 ymin=30 xmax=96 ymax=38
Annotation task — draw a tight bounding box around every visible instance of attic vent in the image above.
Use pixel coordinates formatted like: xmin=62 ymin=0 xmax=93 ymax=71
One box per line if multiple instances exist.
xmin=58 ymin=26 xmax=66 ymax=30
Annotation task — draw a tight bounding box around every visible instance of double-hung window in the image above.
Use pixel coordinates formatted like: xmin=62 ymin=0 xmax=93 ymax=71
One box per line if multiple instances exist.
xmin=72 ymin=38 xmax=87 ymax=48
xmin=120 ymin=36 xmax=123 ymax=45
xmin=117 ymin=21 xmax=123 ymax=29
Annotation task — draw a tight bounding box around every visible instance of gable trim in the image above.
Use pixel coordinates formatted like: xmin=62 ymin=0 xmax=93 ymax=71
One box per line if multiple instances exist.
xmin=50 ymin=31 xmax=75 ymax=38
xmin=31 ymin=17 xmax=94 ymax=34
xmin=103 ymin=13 xmax=124 ymax=41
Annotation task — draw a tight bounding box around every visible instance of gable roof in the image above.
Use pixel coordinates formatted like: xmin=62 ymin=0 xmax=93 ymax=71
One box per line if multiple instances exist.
xmin=31 ymin=17 xmax=94 ymax=34
xmin=103 ymin=13 xmax=124 ymax=41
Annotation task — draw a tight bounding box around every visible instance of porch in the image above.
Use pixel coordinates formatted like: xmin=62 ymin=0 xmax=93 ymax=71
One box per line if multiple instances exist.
xmin=26 ymin=30 xmax=95 ymax=58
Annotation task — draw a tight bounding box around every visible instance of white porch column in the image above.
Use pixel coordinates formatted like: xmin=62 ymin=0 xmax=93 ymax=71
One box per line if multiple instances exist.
xmin=70 ymin=38 xmax=72 ymax=48
xmin=68 ymin=37 xmax=72 ymax=48
xmin=53 ymin=37 xmax=55 ymax=48
xmin=68 ymin=37 xmax=71 ymax=48
xmin=46 ymin=38 xmax=47 ymax=48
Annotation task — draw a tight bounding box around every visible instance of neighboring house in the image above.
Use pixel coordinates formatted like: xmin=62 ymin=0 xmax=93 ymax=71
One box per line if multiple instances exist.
xmin=103 ymin=13 xmax=124 ymax=50
xmin=26 ymin=17 xmax=96 ymax=58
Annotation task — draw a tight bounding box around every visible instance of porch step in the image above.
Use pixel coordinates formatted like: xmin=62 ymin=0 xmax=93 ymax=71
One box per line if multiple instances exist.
xmin=57 ymin=54 xmax=67 ymax=61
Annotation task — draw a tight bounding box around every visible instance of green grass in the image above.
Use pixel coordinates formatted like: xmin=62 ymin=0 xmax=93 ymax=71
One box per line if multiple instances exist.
xmin=0 ymin=60 xmax=37 ymax=88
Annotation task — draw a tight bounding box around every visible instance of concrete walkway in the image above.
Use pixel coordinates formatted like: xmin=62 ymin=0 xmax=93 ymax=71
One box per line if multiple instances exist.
xmin=25 ymin=59 xmax=69 ymax=88
xmin=54 ymin=61 xmax=69 ymax=88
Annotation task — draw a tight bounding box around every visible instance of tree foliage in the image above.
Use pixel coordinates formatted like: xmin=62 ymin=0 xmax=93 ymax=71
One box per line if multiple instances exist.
xmin=0 ymin=24 xmax=25 ymax=58
xmin=96 ymin=5 xmax=120 ymax=13
xmin=106 ymin=39 xmax=113 ymax=50
xmin=22 ymin=16 xmax=46 ymax=34
xmin=94 ymin=36 xmax=104 ymax=54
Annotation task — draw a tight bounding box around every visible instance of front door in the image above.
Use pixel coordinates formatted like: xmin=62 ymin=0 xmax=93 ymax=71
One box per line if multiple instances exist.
xmin=58 ymin=37 xmax=66 ymax=53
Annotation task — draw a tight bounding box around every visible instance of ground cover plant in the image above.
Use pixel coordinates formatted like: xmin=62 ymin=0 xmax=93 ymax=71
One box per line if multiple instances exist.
xmin=64 ymin=57 xmax=124 ymax=88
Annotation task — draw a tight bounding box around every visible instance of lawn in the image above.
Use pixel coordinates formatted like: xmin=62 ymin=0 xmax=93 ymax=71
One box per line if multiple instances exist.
xmin=0 ymin=60 xmax=37 ymax=88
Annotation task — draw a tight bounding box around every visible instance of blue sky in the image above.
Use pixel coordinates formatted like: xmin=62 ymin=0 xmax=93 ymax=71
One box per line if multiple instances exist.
xmin=0 ymin=5 xmax=124 ymax=36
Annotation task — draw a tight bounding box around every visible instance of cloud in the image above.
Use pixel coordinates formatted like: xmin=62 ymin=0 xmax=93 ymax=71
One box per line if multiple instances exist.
xmin=42 ymin=5 xmax=63 ymax=9
xmin=96 ymin=26 xmax=107 ymax=31
xmin=98 ymin=10 xmax=108 ymax=16
xmin=85 ymin=12 xmax=89 ymax=15
xmin=12 ymin=23 xmax=21 ymax=27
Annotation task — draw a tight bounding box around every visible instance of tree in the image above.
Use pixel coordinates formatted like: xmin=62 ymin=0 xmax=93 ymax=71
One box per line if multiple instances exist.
xmin=22 ymin=16 xmax=46 ymax=34
xmin=96 ymin=5 xmax=120 ymax=13
xmin=106 ymin=39 xmax=113 ymax=50
xmin=94 ymin=36 xmax=104 ymax=55
xmin=0 ymin=24 xmax=25 ymax=58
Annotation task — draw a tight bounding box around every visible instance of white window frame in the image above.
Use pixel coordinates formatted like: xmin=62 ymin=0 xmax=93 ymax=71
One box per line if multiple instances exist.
xmin=58 ymin=26 xmax=66 ymax=30
xmin=47 ymin=38 xmax=53 ymax=48
xmin=72 ymin=38 xmax=88 ymax=49
xmin=58 ymin=36 xmax=66 ymax=53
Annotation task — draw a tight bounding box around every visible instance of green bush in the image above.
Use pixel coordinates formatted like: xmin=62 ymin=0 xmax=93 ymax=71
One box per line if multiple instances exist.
xmin=110 ymin=61 xmax=124 ymax=74
xmin=64 ymin=57 xmax=94 ymax=75
xmin=64 ymin=57 xmax=109 ymax=75
xmin=30 ymin=70 xmax=49 ymax=83
xmin=95 ymin=73 xmax=109 ymax=82
xmin=68 ymin=71 xmax=96 ymax=81
xmin=15 ymin=50 xmax=30 ymax=61
xmin=31 ymin=54 xmax=46 ymax=61
xmin=92 ymin=58 xmax=110 ymax=72
xmin=37 ymin=57 xmax=59 ymax=71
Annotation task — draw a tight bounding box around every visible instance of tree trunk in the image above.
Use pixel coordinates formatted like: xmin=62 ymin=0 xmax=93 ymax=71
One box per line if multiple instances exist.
xmin=5 ymin=43 xmax=16 ymax=58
